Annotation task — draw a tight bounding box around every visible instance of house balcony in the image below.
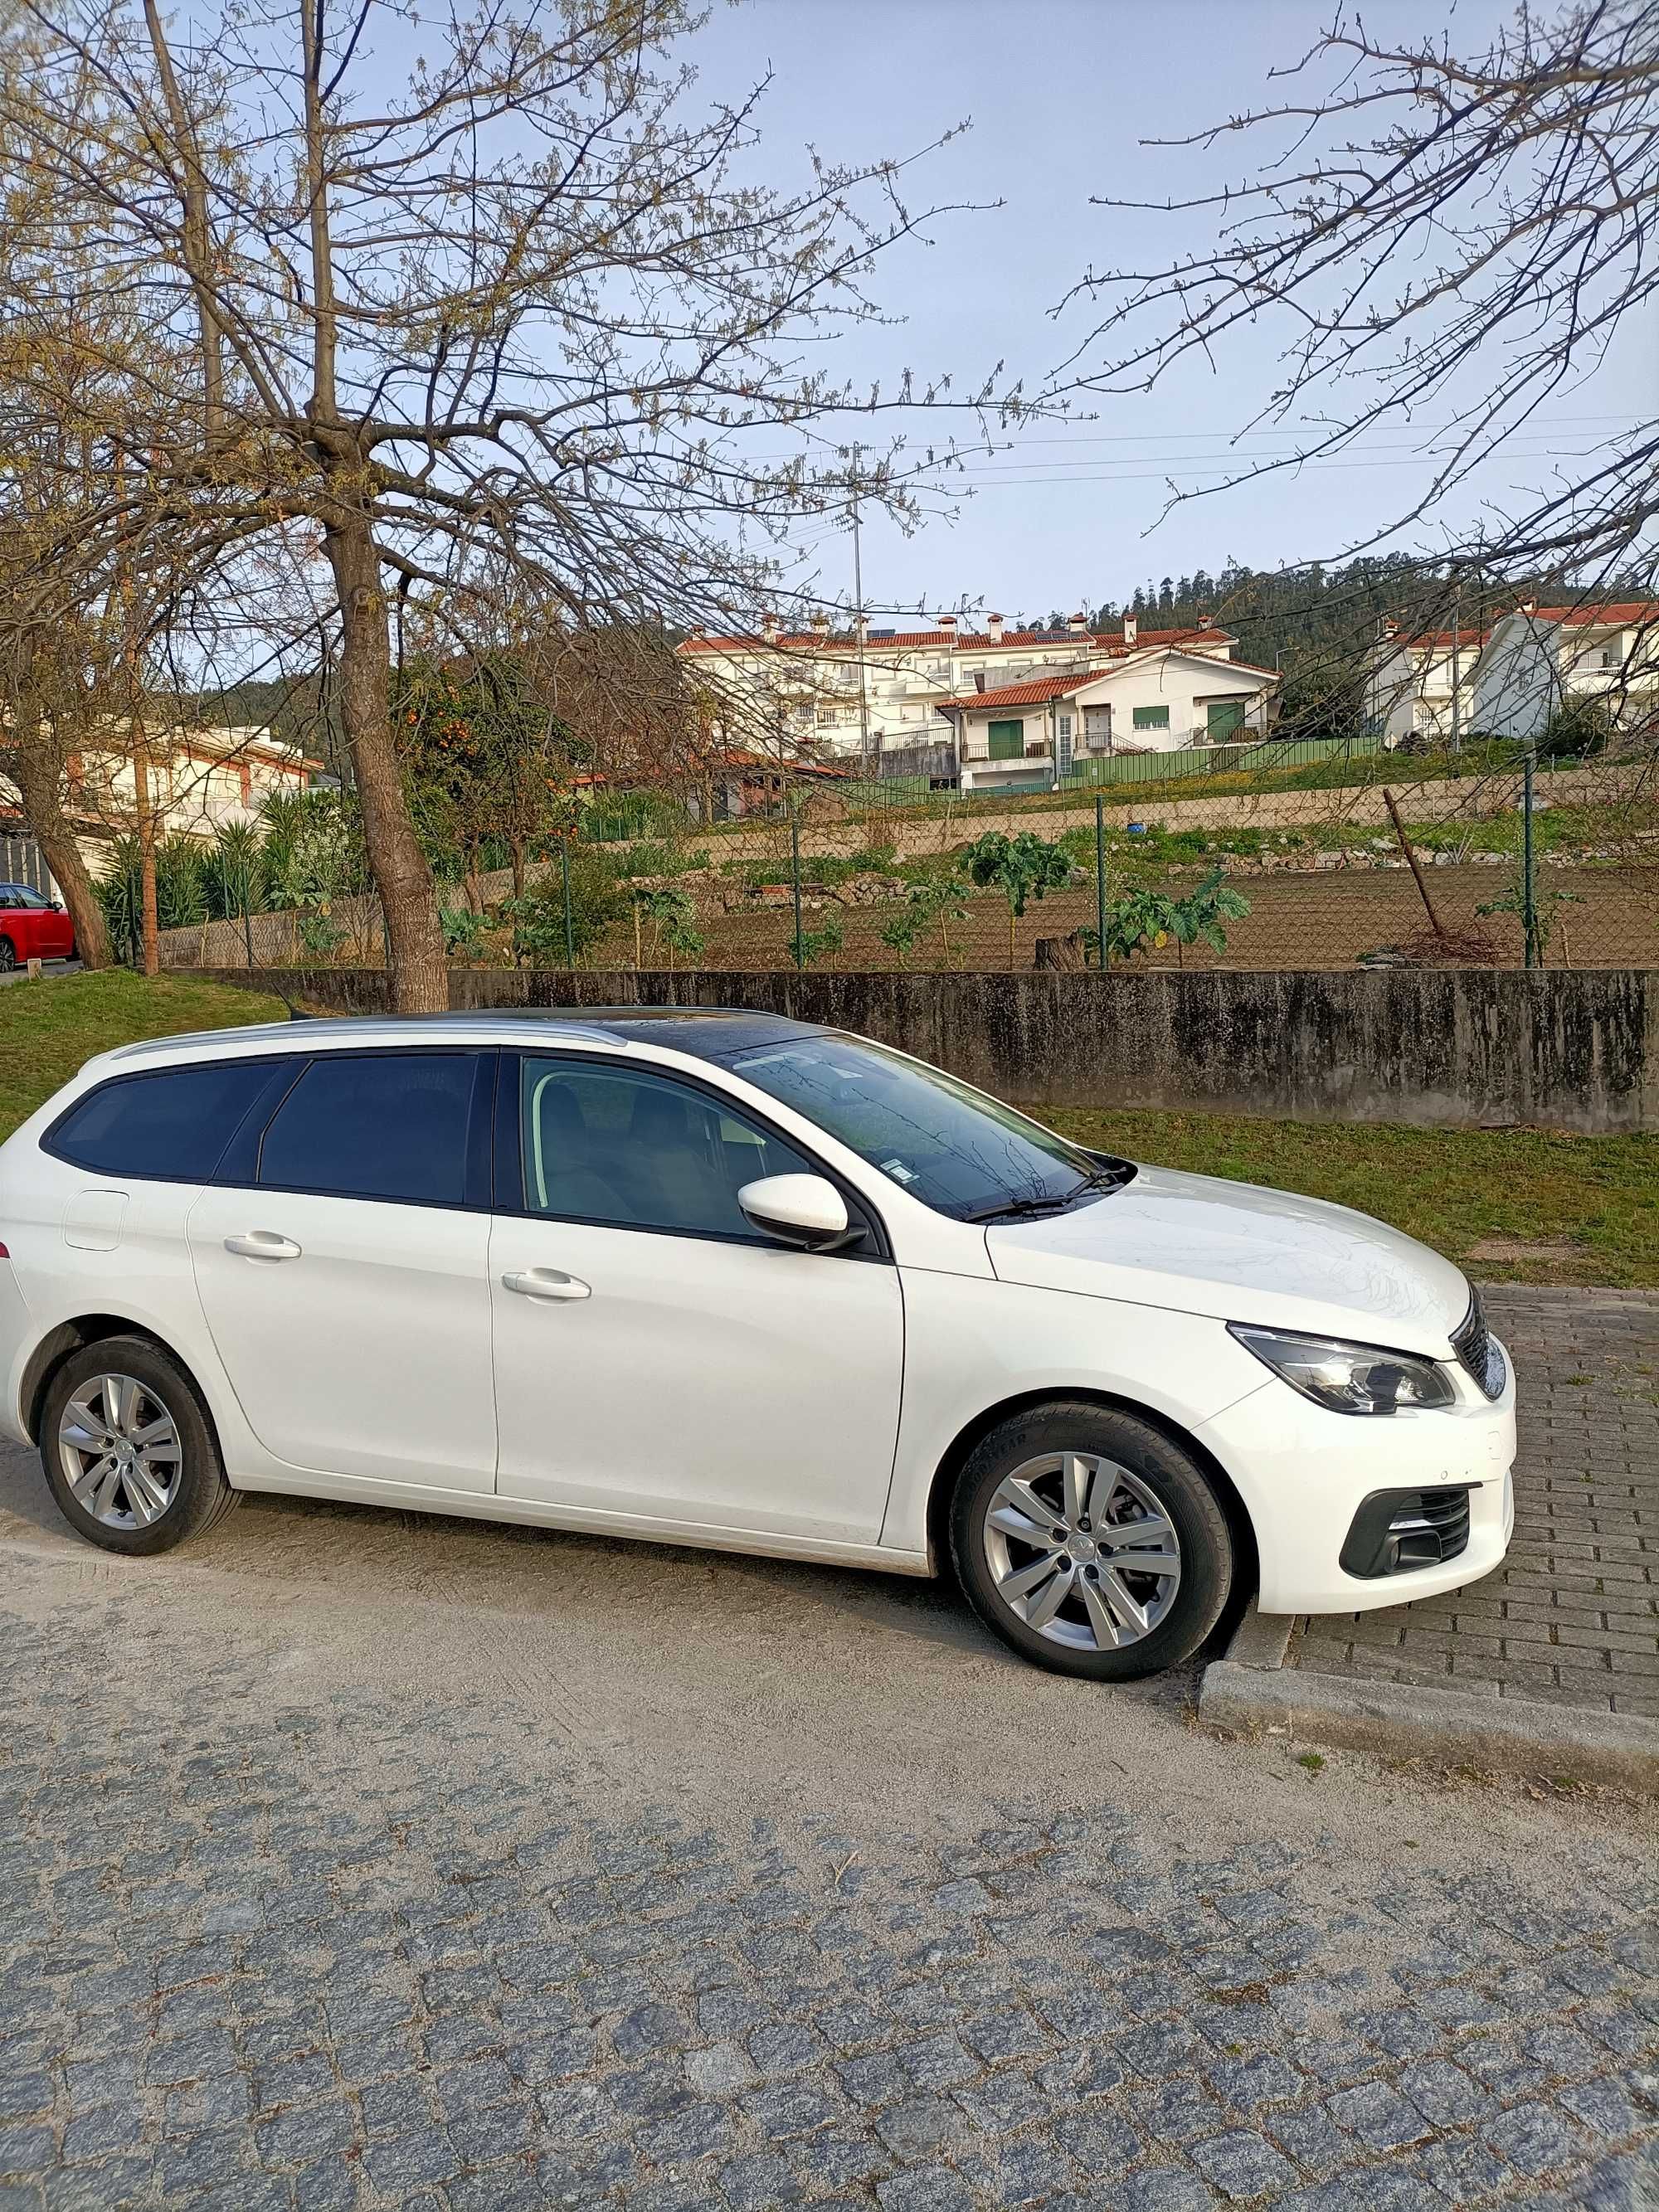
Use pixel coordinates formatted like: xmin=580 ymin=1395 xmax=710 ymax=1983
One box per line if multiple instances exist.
xmin=962 ymin=741 xmax=1052 ymax=768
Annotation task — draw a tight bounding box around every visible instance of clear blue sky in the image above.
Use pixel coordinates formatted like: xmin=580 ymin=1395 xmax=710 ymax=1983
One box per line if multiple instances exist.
xmin=688 ymin=0 xmax=1653 ymax=625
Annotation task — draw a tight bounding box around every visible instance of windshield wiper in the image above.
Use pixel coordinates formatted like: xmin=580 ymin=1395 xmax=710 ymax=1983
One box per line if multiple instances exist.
xmin=963 ymin=1194 xmax=1078 ymax=1223
xmin=964 ymin=1159 xmax=1136 ymax=1223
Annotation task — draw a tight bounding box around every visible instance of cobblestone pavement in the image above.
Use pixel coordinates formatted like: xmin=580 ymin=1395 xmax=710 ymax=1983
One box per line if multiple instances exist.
xmin=2 ymin=1395 xmax=1657 ymax=2210
xmin=1291 ymin=1289 xmax=1659 ymax=1719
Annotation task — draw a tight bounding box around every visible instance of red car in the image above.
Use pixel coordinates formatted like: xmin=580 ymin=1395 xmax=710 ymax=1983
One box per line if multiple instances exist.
xmin=0 ymin=883 xmax=75 ymax=969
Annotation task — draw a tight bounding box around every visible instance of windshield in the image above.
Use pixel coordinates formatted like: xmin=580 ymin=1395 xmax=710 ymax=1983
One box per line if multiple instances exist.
xmin=722 ymin=1033 xmax=1128 ymax=1221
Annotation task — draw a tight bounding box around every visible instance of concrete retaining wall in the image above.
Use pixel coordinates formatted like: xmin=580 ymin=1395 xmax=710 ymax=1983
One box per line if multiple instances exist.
xmin=190 ymin=964 xmax=1659 ymax=1132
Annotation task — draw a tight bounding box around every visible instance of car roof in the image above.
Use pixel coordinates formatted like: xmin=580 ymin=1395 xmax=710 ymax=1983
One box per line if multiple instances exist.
xmin=103 ymin=1005 xmax=829 ymax=1067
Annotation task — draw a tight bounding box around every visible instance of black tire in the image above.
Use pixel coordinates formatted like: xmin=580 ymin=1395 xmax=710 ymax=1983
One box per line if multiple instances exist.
xmin=39 ymin=1334 xmax=240 ymax=1556
xmin=949 ymin=1400 xmax=1233 ymax=1680
xmin=0 ymin=937 xmax=15 ymax=972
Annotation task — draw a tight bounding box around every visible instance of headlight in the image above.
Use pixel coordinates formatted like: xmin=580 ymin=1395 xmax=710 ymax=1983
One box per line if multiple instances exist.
xmin=1228 ymin=1323 xmax=1457 ymax=1415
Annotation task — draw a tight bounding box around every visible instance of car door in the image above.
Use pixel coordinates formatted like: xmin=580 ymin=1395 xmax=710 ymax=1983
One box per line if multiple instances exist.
xmin=186 ymin=1048 xmax=498 ymax=1491
xmin=489 ymin=1052 xmax=905 ymax=1544
xmin=10 ymin=887 xmax=72 ymax=960
xmin=33 ymin=892 xmax=75 ymax=960
xmin=0 ymin=887 xmax=35 ymax=964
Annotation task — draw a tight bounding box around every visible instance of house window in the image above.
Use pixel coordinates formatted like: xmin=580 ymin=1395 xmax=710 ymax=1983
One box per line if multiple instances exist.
xmin=1057 ymin=715 xmax=1073 ymax=740
xmin=987 ymin=719 xmax=1024 ymax=760
xmin=1600 ymin=644 xmax=1622 ymax=668
xmin=1131 ymin=705 xmax=1170 ymax=731
xmin=1205 ymin=698 xmax=1245 ymax=741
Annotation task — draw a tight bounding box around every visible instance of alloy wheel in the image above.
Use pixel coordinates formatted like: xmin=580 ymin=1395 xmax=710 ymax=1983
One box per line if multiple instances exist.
xmin=980 ymin=1450 xmax=1182 ymax=1652
xmin=57 ymin=1373 xmax=183 ymax=1529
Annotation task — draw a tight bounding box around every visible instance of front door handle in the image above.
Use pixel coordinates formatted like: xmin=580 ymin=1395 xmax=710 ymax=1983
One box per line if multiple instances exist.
xmin=503 ymin=1267 xmax=591 ymax=1302
xmin=224 ymin=1232 xmax=303 ymax=1262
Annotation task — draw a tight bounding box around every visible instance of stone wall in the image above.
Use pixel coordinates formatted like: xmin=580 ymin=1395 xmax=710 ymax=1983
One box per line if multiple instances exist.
xmin=191 ymin=963 xmax=1659 ymax=1132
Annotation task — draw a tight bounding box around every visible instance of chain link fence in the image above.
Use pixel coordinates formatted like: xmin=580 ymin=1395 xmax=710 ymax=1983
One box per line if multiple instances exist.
xmin=159 ymin=745 xmax=1657 ymax=977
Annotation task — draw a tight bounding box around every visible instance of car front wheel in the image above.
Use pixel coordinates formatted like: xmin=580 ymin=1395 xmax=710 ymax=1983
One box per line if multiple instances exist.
xmin=40 ymin=1335 xmax=239 ymax=1556
xmin=950 ymin=1401 xmax=1234 ymax=1680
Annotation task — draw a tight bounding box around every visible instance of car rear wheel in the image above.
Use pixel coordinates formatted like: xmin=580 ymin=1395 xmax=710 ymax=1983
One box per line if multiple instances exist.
xmin=950 ymin=1401 xmax=1233 ymax=1680
xmin=40 ymin=1335 xmax=240 ymax=1556
xmin=0 ymin=937 xmax=14 ymax=972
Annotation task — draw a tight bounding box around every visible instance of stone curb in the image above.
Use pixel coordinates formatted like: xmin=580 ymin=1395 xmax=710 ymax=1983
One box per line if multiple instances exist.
xmin=1217 ymin=1601 xmax=1296 ymax=1671
xmin=1199 ymin=1658 xmax=1659 ymax=1796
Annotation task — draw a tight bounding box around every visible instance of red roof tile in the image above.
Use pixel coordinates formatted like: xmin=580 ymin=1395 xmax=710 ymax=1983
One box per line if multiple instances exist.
xmin=678 ymin=621 xmax=1236 ymax=658
xmin=1516 ymin=601 xmax=1659 ymax=629
xmin=935 ymin=672 xmax=1107 ymax=712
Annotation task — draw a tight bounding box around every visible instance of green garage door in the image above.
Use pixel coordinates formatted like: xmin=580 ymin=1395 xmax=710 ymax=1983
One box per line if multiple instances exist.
xmin=1206 ymin=698 xmax=1245 ymax=741
xmin=987 ymin=719 xmax=1024 ymax=760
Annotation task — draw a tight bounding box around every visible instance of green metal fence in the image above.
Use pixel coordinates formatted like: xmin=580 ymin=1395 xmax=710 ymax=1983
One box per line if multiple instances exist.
xmin=823 ymin=732 xmax=1391 ymax=811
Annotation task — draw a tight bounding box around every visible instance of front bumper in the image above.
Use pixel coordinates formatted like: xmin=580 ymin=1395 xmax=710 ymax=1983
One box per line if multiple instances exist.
xmin=1199 ymin=1333 xmax=1516 ymax=1615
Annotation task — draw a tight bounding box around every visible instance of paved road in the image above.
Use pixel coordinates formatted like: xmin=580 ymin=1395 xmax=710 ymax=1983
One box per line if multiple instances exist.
xmin=1292 ymin=1287 xmax=1659 ymax=1718
xmin=0 ymin=1438 xmax=1654 ymax=2211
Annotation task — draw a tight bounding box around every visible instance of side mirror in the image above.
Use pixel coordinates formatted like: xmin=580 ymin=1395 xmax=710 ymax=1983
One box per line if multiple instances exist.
xmin=738 ymin=1173 xmax=856 ymax=1252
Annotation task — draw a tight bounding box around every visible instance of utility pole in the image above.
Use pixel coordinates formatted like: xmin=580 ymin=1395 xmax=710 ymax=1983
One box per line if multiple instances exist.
xmin=850 ymin=442 xmax=871 ymax=774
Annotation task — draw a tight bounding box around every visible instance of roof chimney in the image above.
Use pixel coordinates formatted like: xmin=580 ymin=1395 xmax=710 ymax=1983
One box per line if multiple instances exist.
xmin=937 ymin=614 xmax=958 ymax=639
xmin=810 ymin=610 xmax=831 ymax=638
xmin=1381 ymin=617 xmax=1399 ymax=641
xmin=1121 ymin=613 xmax=1137 ymax=648
xmin=986 ymin=612 xmax=1005 ymax=644
xmin=1068 ymin=611 xmax=1087 ymax=636
xmin=853 ymin=613 xmax=869 ymax=644
xmin=1197 ymin=614 xmax=1213 ymax=630
xmin=761 ymin=610 xmax=780 ymax=643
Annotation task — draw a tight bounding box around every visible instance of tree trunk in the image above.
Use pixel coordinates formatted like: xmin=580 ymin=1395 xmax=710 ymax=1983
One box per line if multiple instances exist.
xmin=510 ymin=839 xmax=526 ymax=898
xmin=323 ymin=518 xmax=447 ymax=1013
xmin=7 ymin=741 xmax=113 ymax=969
xmin=133 ymin=747 xmax=160 ymax=977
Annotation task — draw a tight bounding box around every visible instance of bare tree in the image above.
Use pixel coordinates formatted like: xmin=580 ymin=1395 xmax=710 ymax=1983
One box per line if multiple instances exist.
xmin=4 ymin=0 xmax=990 ymax=1008
xmin=1053 ymin=1 xmax=1658 ymax=634
xmin=0 ymin=603 xmax=116 ymax=970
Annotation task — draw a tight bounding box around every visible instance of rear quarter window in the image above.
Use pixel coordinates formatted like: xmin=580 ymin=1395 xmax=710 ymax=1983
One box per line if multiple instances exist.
xmin=44 ymin=1061 xmax=280 ymax=1182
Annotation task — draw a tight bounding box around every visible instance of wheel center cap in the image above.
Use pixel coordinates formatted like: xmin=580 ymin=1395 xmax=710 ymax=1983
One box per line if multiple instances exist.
xmin=1071 ymin=1533 xmax=1097 ymax=1560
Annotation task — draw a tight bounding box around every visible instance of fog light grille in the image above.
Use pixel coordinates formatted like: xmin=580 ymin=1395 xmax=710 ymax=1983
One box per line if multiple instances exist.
xmin=1340 ymin=1486 xmax=1472 ymax=1579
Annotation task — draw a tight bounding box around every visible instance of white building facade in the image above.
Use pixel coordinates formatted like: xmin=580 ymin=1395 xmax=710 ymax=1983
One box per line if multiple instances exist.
xmin=68 ymin=723 xmax=319 ymax=868
xmin=1365 ymin=623 xmax=1487 ymax=747
xmin=678 ymin=611 xmax=1276 ymax=788
xmin=935 ymin=650 xmax=1280 ymax=795
xmin=1472 ymin=600 xmax=1659 ymax=741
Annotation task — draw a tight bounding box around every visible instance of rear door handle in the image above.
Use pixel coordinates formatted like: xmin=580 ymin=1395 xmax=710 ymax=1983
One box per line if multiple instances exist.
xmin=224 ymin=1232 xmax=303 ymax=1262
xmin=503 ymin=1267 xmax=591 ymax=1302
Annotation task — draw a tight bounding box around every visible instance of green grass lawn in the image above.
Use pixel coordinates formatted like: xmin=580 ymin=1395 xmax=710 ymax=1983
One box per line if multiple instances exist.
xmin=1045 ymin=1106 xmax=1659 ymax=1289
xmin=0 ymin=970 xmax=291 ymax=1142
xmin=2 ymin=973 xmax=1651 ymax=1289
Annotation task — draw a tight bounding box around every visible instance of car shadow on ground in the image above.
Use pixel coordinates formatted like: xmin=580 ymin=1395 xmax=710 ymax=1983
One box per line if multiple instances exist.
xmin=0 ymin=1438 xmax=1209 ymax=1703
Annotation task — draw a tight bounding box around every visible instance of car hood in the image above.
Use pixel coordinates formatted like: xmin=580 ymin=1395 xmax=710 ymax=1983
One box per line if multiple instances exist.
xmin=985 ymin=1162 xmax=1471 ymax=1351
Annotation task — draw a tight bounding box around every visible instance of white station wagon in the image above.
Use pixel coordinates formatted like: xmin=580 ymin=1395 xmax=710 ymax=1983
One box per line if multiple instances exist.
xmin=0 ymin=1010 xmax=1515 ymax=1678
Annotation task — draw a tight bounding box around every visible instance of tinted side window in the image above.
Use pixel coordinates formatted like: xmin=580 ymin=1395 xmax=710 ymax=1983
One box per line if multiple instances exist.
xmin=519 ymin=1059 xmax=811 ymax=1239
xmin=259 ymin=1053 xmax=480 ymax=1205
xmin=46 ymin=1062 xmax=279 ymax=1182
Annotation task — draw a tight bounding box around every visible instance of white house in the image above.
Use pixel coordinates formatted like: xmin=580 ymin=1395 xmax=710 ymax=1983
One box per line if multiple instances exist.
xmin=66 ymin=722 xmax=320 ymax=868
xmin=932 ymin=642 xmax=1280 ymax=795
xmin=676 ymin=609 xmax=1267 ymax=782
xmin=1365 ymin=621 xmax=1487 ymax=747
xmin=1473 ymin=600 xmax=1659 ymax=742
